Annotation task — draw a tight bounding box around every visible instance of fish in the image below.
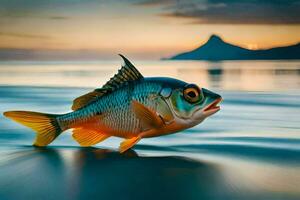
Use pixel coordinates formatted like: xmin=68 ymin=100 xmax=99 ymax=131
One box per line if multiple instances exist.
xmin=3 ymin=55 xmax=222 ymax=153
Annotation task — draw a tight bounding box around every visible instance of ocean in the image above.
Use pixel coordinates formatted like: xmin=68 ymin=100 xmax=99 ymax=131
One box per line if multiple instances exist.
xmin=0 ymin=60 xmax=299 ymax=200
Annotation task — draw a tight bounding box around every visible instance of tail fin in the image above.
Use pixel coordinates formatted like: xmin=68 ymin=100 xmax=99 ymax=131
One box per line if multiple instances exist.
xmin=3 ymin=111 xmax=62 ymax=146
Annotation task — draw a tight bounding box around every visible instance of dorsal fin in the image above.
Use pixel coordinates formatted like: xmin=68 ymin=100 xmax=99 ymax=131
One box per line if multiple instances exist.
xmin=71 ymin=54 xmax=143 ymax=110
xmin=102 ymin=54 xmax=143 ymax=90
xmin=71 ymin=89 xmax=108 ymax=110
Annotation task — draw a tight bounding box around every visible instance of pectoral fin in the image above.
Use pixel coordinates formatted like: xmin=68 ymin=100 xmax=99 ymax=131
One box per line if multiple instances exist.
xmin=132 ymin=100 xmax=163 ymax=129
xmin=72 ymin=128 xmax=110 ymax=146
xmin=119 ymin=136 xmax=141 ymax=153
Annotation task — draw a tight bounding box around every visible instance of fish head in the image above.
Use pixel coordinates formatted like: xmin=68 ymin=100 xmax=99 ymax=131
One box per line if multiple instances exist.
xmin=163 ymin=83 xmax=222 ymax=127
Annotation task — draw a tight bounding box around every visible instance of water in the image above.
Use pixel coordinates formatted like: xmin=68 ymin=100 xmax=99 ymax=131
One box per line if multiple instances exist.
xmin=0 ymin=60 xmax=299 ymax=200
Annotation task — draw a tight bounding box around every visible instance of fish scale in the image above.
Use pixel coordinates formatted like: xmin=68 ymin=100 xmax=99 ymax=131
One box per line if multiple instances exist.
xmin=3 ymin=55 xmax=222 ymax=152
xmin=87 ymin=81 xmax=163 ymax=136
xmin=56 ymin=80 xmax=161 ymax=132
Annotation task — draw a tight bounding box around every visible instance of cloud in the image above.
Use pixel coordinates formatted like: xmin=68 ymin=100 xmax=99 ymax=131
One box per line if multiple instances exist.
xmin=47 ymin=16 xmax=69 ymax=20
xmin=0 ymin=0 xmax=71 ymax=21
xmin=134 ymin=0 xmax=300 ymax=24
xmin=0 ymin=32 xmax=53 ymax=40
xmin=0 ymin=12 xmax=69 ymax=20
xmin=133 ymin=0 xmax=174 ymax=6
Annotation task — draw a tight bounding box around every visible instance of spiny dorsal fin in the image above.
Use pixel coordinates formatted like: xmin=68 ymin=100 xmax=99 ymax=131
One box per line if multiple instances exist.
xmin=72 ymin=54 xmax=143 ymax=110
xmin=102 ymin=54 xmax=143 ymax=90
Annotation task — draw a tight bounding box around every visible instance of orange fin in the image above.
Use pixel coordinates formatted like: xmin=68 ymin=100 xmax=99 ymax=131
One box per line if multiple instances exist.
xmin=3 ymin=111 xmax=62 ymax=146
xmin=132 ymin=100 xmax=163 ymax=129
xmin=72 ymin=128 xmax=110 ymax=147
xmin=119 ymin=136 xmax=141 ymax=153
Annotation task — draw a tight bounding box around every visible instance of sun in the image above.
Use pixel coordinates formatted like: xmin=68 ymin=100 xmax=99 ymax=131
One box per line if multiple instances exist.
xmin=247 ymin=44 xmax=259 ymax=50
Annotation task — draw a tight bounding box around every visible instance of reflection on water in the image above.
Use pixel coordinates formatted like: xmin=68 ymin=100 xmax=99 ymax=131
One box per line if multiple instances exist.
xmin=0 ymin=147 xmax=222 ymax=200
xmin=0 ymin=60 xmax=299 ymax=91
xmin=0 ymin=146 xmax=299 ymax=200
xmin=0 ymin=60 xmax=300 ymax=200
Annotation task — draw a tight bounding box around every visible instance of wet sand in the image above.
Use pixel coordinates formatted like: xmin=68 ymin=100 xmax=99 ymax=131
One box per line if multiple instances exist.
xmin=0 ymin=146 xmax=223 ymax=200
xmin=0 ymin=145 xmax=299 ymax=200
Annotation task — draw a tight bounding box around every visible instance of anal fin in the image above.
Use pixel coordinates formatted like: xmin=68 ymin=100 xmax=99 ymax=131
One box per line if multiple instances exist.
xmin=119 ymin=136 xmax=141 ymax=153
xmin=72 ymin=128 xmax=110 ymax=147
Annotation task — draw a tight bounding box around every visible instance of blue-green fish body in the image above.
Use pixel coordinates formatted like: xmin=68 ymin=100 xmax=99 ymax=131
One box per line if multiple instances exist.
xmin=4 ymin=55 xmax=222 ymax=153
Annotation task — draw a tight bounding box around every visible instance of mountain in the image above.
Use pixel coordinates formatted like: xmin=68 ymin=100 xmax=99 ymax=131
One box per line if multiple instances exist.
xmin=168 ymin=35 xmax=300 ymax=60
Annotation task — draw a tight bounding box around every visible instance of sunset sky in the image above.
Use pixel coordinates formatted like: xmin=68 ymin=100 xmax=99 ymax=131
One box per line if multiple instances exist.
xmin=0 ymin=0 xmax=300 ymax=59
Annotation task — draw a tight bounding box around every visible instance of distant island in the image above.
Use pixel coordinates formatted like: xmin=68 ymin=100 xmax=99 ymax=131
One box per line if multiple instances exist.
xmin=167 ymin=35 xmax=300 ymax=61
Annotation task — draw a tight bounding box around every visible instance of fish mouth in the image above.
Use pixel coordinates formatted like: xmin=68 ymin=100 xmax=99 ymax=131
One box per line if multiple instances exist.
xmin=203 ymin=97 xmax=222 ymax=115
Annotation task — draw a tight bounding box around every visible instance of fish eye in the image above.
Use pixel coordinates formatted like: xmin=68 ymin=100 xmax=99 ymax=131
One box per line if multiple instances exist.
xmin=183 ymin=84 xmax=203 ymax=103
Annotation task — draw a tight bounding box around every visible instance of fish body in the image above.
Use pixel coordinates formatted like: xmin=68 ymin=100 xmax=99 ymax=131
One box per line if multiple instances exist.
xmin=58 ymin=78 xmax=164 ymax=137
xmin=4 ymin=55 xmax=222 ymax=152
